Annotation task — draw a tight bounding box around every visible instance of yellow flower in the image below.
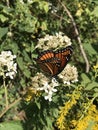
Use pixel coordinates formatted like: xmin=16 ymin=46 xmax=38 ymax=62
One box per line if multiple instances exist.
xmin=93 ymin=64 xmax=98 ymax=70
xmin=76 ymin=116 xmax=90 ymax=130
xmin=56 ymin=91 xmax=80 ymax=130
xmin=93 ymin=124 xmax=98 ymax=130
xmin=24 ymin=87 xmax=38 ymax=102
xmin=93 ymin=64 xmax=98 ymax=78
xmin=70 ymin=120 xmax=77 ymax=128
xmin=76 ymin=8 xmax=83 ymax=17
xmin=76 ymin=105 xmax=98 ymax=130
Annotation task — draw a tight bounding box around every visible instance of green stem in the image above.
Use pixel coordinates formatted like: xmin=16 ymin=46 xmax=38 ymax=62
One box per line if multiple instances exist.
xmin=3 ymin=76 xmax=8 ymax=109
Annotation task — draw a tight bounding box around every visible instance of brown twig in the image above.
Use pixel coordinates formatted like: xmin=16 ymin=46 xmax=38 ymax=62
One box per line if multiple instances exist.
xmin=0 ymin=98 xmax=22 ymax=118
xmin=6 ymin=0 xmax=10 ymax=7
xmin=58 ymin=0 xmax=90 ymax=73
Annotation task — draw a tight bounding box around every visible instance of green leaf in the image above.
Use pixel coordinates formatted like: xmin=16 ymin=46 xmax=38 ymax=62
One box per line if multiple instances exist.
xmin=17 ymin=57 xmax=24 ymax=71
xmin=23 ymin=50 xmax=31 ymax=62
xmin=0 ymin=14 xmax=8 ymax=22
xmin=0 ymin=27 xmax=8 ymax=39
xmin=1 ymin=41 xmax=19 ymax=54
xmin=35 ymin=99 xmax=41 ymax=109
xmin=83 ymin=43 xmax=97 ymax=55
xmin=0 ymin=121 xmax=23 ymax=130
xmin=41 ymin=21 xmax=47 ymax=30
xmin=85 ymin=81 xmax=98 ymax=90
xmin=81 ymin=73 xmax=91 ymax=84
xmin=52 ymin=108 xmax=59 ymax=118
xmin=85 ymin=119 xmax=95 ymax=130
xmin=20 ymin=78 xmax=26 ymax=87
xmin=43 ymin=2 xmax=49 ymax=13
xmin=17 ymin=57 xmax=31 ymax=78
xmin=23 ymin=69 xmax=31 ymax=78
xmin=92 ymin=6 xmax=98 ymax=16
xmin=45 ymin=117 xmax=53 ymax=130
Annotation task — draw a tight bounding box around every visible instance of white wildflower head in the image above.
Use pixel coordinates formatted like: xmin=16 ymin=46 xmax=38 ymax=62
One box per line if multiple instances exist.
xmin=0 ymin=51 xmax=17 ymax=79
xmin=36 ymin=32 xmax=72 ymax=50
xmin=20 ymin=0 xmax=24 ymax=4
xmin=27 ymin=0 xmax=33 ymax=4
xmin=31 ymin=73 xmax=59 ymax=101
xmin=58 ymin=64 xmax=78 ymax=85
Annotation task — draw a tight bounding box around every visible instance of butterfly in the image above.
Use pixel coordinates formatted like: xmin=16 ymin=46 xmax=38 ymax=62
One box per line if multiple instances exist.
xmin=35 ymin=46 xmax=73 ymax=77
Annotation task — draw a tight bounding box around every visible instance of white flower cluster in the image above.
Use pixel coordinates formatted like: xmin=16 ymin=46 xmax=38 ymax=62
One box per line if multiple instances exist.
xmin=0 ymin=51 xmax=17 ymax=79
xmin=58 ymin=64 xmax=78 ymax=85
xmin=36 ymin=32 xmax=72 ymax=50
xmin=38 ymin=78 xmax=58 ymax=102
xmin=31 ymin=72 xmax=59 ymax=101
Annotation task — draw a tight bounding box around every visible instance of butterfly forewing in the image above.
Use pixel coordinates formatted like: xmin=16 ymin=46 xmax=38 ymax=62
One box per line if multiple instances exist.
xmin=38 ymin=50 xmax=54 ymax=61
xmin=55 ymin=46 xmax=73 ymax=73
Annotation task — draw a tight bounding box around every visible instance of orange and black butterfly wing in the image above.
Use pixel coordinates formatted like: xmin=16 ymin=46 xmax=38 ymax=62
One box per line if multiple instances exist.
xmin=36 ymin=50 xmax=61 ymax=76
xmin=37 ymin=50 xmax=54 ymax=61
xmin=54 ymin=46 xmax=73 ymax=74
xmin=36 ymin=46 xmax=73 ymax=77
xmin=37 ymin=57 xmax=61 ymax=76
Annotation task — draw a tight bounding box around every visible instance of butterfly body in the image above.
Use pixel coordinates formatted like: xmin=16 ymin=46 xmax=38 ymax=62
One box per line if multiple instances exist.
xmin=36 ymin=46 xmax=73 ymax=77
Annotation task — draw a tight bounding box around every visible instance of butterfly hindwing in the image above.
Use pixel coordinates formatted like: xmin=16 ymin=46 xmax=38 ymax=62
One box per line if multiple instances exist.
xmin=37 ymin=57 xmax=61 ymax=76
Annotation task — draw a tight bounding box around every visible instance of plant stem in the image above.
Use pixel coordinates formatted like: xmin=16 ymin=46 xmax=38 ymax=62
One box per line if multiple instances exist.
xmin=6 ymin=0 xmax=10 ymax=7
xmin=0 ymin=98 xmax=22 ymax=118
xmin=58 ymin=0 xmax=90 ymax=73
xmin=3 ymin=76 xmax=8 ymax=109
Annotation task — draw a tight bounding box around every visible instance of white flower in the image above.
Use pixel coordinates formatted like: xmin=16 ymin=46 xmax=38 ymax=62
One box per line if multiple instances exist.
xmin=43 ymin=82 xmax=57 ymax=102
xmin=33 ymin=73 xmax=59 ymax=101
xmin=44 ymin=94 xmax=52 ymax=102
xmin=58 ymin=64 xmax=78 ymax=84
xmin=38 ymin=82 xmax=50 ymax=92
xmin=6 ymin=71 xmax=15 ymax=79
xmin=0 ymin=51 xmax=17 ymax=79
xmin=20 ymin=0 xmax=24 ymax=4
xmin=51 ymin=78 xmax=59 ymax=86
xmin=27 ymin=0 xmax=33 ymax=4
xmin=36 ymin=32 xmax=72 ymax=50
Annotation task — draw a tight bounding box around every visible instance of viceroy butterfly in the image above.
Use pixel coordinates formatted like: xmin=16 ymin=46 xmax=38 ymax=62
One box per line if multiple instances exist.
xmin=35 ymin=46 xmax=73 ymax=77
